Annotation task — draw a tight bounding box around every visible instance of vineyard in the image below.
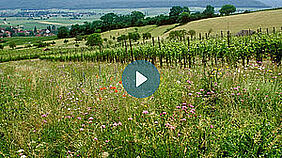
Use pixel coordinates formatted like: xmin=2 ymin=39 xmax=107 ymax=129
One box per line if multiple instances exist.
xmin=1 ymin=31 xmax=281 ymax=68
xmin=0 ymin=28 xmax=281 ymax=157
xmin=39 ymin=33 xmax=282 ymax=67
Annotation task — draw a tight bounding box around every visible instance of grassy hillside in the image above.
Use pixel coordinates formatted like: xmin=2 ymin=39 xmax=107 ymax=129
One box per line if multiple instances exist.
xmin=164 ymin=9 xmax=282 ymax=37
xmin=102 ymin=24 xmax=178 ymax=39
xmin=102 ymin=9 xmax=282 ymax=40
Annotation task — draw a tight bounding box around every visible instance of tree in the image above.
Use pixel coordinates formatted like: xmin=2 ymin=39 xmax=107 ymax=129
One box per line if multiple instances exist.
xmin=203 ymin=5 xmax=215 ymax=18
xmin=57 ymin=26 xmax=69 ymax=39
xmin=188 ymin=30 xmax=196 ymax=38
xmin=179 ymin=12 xmax=190 ymax=23
xmin=219 ymin=5 xmax=236 ymax=16
xmin=86 ymin=33 xmax=103 ymax=46
xmin=142 ymin=32 xmax=152 ymax=40
xmin=9 ymin=42 xmax=16 ymax=49
xmin=117 ymin=35 xmax=128 ymax=42
xmin=70 ymin=24 xmax=80 ymax=37
xmin=128 ymin=32 xmax=141 ymax=41
xmin=169 ymin=6 xmax=190 ymax=23
xmin=75 ymin=35 xmax=83 ymax=42
xmin=169 ymin=30 xmax=186 ymax=40
xmin=100 ymin=13 xmax=118 ymax=30
xmin=169 ymin=6 xmax=190 ymax=17
xmin=131 ymin=11 xmax=145 ymax=25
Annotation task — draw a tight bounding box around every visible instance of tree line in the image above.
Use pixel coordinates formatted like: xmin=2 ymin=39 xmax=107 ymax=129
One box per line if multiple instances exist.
xmin=57 ymin=4 xmax=237 ymax=39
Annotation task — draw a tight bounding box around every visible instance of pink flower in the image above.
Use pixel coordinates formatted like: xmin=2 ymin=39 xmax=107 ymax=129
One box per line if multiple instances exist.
xmin=41 ymin=114 xmax=47 ymax=117
xmin=181 ymin=118 xmax=186 ymax=121
xmin=189 ymin=104 xmax=194 ymax=108
xmin=231 ymin=93 xmax=235 ymax=96
xmin=118 ymin=121 xmax=122 ymax=126
xmin=101 ymin=125 xmax=106 ymax=128
xmin=113 ymin=122 xmax=118 ymax=126
xmin=89 ymin=117 xmax=94 ymax=120
xmin=128 ymin=118 xmax=133 ymax=121
xmin=77 ymin=117 xmax=81 ymax=120
xmin=89 ymin=121 xmax=93 ymax=124
xmin=210 ymin=125 xmax=214 ymax=128
xmin=165 ymin=123 xmax=170 ymax=127
xmin=160 ymin=112 xmax=167 ymax=116
xmin=154 ymin=121 xmax=158 ymax=124
xmin=43 ymin=120 xmax=47 ymax=123
xmin=169 ymin=126 xmax=175 ymax=130
xmin=196 ymin=92 xmax=201 ymax=95
xmin=105 ymin=140 xmax=110 ymax=143
xmin=79 ymin=128 xmax=84 ymax=131
xmin=182 ymin=103 xmax=187 ymax=105
xmin=94 ymin=137 xmax=98 ymax=141
xmin=187 ymin=80 xmax=192 ymax=84
xmin=188 ymin=93 xmax=193 ymax=96
xmin=66 ymin=116 xmax=71 ymax=119
xmin=256 ymin=89 xmax=260 ymax=91
xmin=142 ymin=111 xmax=149 ymax=114
xmin=200 ymin=89 xmax=204 ymax=91
xmin=176 ymin=106 xmax=181 ymax=109
xmin=182 ymin=106 xmax=187 ymax=110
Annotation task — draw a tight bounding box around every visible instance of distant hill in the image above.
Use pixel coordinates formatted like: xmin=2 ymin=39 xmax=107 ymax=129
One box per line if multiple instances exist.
xmin=257 ymin=0 xmax=282 ymax=7
xmin=0 ymin=0 xmax=272 ymax=10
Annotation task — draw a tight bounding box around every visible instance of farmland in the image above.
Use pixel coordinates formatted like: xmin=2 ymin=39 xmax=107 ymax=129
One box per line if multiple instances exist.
xmin=0 ymin=28 xmax=282 ymax=157
xmin=102 ymin=9 xmax=282 ymax=39
xmin=0 ymin=5 xmax=282 ymax=157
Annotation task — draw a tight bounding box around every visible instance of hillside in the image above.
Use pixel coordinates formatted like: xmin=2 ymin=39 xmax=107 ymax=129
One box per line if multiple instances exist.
xmin=257 ymin=0 xmax=282 ymax=7
xmin=101 ymin=9 xmax=282 ymax=39
xmin=164 ymin=9 xmax=282 ymax=37
xmin=0 ymin=0 xmax=270 ymax=9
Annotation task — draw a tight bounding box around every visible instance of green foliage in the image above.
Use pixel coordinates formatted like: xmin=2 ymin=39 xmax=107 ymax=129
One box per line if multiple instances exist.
xmin=8 ymin=41 xmax=16 ymax=49
xmin=178 ymin=12 xmax=190 ymax=23
xmin=203 ymin=5 xmax=215 ymax=17
xmin=220 ymin=5 xmax=237 ymax=15
xmin=128 ymin=32 xmax=141 ymax=41
xmin=75 ymin=35 xmax=83 ymax=42
xmin=117 ymin=35 xmax=128 ymax=42
xmin=188 ymin=30 xmax=196 ymax=37
xmin=131 ymin=11 xmax=145 ymax=25
xmin=169 ymin=30 xmax=187 ymax=40
xmin=0 ymin=44 xmax=4 ymax=50
xmin=57 ymin=26 xmax=69 ymax=39
xmin=63 ymin=39 xmax=69 ymax=44
xmin=142 ymin=32 xmax=152 ymax=40
xmin=33 ymin=41 xmax=50 ymax=48
xmin=86 ymin=33 xmax=103 ymax=46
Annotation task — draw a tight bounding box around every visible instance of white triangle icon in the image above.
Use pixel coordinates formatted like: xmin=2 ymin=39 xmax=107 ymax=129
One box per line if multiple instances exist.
xmin=136 ymin=71 xmax=147 ymax=88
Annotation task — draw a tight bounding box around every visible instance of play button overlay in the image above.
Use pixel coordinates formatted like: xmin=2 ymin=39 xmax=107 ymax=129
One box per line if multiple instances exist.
xmin=122 ymin=60 xmax=160 ymax=98
xmin=136 ymin=71 xmax=147 ymax=87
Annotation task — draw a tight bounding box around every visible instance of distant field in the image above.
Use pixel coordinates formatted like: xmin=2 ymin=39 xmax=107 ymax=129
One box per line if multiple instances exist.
xmin=164 ymin=9 xmax=282 ymax=37
xmin=0 ymin=36 xmax=57 ymax=47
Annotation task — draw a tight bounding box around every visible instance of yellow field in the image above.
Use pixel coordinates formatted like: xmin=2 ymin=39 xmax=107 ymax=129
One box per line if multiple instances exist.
xmin=164 ymin=9 xmax=282 ymax=37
